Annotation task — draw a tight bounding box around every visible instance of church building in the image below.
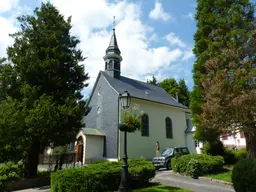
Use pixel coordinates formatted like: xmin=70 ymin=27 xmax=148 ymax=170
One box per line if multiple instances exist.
xmin=74 ymin=28 xmax=198 ymax=164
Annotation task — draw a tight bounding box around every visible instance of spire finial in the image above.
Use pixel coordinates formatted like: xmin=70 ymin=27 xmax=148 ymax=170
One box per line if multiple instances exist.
xmin=113 ymin=16 xmax=116 ymax=31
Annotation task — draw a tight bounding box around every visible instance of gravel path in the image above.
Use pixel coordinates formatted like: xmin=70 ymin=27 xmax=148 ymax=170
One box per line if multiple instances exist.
xmin=153 ymin=170 xmax=235 ymax=192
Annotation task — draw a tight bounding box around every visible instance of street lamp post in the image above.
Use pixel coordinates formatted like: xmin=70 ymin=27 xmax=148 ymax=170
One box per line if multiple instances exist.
xmin=119 ymin=91 xmax=131 ymax=192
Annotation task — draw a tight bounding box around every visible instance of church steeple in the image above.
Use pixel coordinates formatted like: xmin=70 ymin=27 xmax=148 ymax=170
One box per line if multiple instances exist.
xmin=103 ymin=24 xmax=122 ymax=79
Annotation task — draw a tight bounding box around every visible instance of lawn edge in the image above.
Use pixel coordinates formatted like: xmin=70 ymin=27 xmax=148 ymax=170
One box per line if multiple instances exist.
xmin=169 ymin=171 xmax=233 ymax=186
xmin=198 ymin=177 xmax=233 ymax=186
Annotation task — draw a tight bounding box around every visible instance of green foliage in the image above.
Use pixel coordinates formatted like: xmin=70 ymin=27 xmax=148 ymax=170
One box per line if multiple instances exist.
xmin=203 ymin=140 xmax=225 ymax=156
xmin=134 ymin=184 xmax=191 ymax=192
xmin=158 ymin=78 xmax=190 ymax=106
xmin=223 ymin=148 xmax=247 ymax=164
xmin=147 ymin=76 xmax=191 ymax=106
xmin=0 ymin=2 xmax=89 ymax=176
xmin=171 ymin=154 xmax=224 ymax=176
xmin=185 ymin=159 xmax=202 ymax=179
xmin=235 ymin=148 xmax=247 ymax=161
xmin=223 ymin=150 xmax=237 ymax=165
xmin=53 ymin=146 xmax=67 ymax=154
xmin=147 ymin=75 xmax=158 ymax=85
xmin=232 ymin=159 xmax=256 ymax=192
xmin=0 ymin=161 xmax=24 ymax=190
xmin=121 ymin=108 xmax=143 ymax=132
xmin=191 ymin=0 xmax=256 ymax=143
xmin=51 ymin=158 xmax=156 ymax=192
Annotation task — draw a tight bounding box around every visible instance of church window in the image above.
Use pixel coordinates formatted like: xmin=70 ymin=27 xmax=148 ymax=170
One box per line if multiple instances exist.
xmin=98 ymin=87 xmax=102 ymax=96
xmin=166 ymin=117 xmax=173 ymax=139
xmin=97 ymin=106 xmax=101 ymax=114
xmin=141 ymin=114 xmax=149 ymax=137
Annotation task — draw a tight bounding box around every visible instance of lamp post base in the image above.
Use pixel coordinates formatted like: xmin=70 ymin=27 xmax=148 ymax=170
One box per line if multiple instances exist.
xmin=119 ymin=163 xmax=131 ymax=192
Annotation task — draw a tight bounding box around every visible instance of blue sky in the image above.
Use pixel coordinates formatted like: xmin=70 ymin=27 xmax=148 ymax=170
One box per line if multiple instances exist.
xmin=0 ymin=0 xmax=197 ymax=98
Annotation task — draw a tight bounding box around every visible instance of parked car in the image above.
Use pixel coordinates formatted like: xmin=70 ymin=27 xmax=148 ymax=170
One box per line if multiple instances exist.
xmin=152 ymin=146 xmax=190 ymax=170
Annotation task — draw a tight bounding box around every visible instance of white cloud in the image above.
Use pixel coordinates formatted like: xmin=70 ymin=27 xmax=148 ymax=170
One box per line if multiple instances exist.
xmin=0 ymin=17 xmax=18 ymax=57
xmin=149 ymin=1 xmax=172 ymax=22
xmin=0 ymin=0 xmax=193 ymax=97
xmin=0 ymin=0 xmax=19 ymax=13
xmin=182 ymin=49 xmax=194 ymax=61
xmin=183 ymin=12 xmax=194 ymax=20
xmin=166 ymin=32 xmax=186 ymax=48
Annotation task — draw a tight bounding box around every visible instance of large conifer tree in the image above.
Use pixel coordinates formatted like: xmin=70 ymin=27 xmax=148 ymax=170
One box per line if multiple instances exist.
xmin=0 ymin=2 xmax=89 ymax=177
xmin=191 ymin=0 xmax=256 ymax=157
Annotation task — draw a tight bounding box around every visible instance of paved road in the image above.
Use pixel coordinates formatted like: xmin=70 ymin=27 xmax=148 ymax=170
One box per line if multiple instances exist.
xmin=153 ymin=170 xmax=235 ymax=192
xmin=12 ymin=186 xmax=50 ymax=192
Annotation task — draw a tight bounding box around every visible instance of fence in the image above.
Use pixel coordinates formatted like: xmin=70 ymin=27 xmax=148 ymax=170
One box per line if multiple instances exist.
xmin=38 ymin=152 xmax=84 ymax=171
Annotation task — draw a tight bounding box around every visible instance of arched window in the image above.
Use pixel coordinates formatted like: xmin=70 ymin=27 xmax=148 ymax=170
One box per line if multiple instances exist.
xmin=141 ymin=114 xmax=149 ymax=137
xmin=166 ymin=117 xmax=173 ymax=139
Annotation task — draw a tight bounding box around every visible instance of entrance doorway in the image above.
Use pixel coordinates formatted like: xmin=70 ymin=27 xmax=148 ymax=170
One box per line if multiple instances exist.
xmin=75 ymin=136 xmax=84 ymax=163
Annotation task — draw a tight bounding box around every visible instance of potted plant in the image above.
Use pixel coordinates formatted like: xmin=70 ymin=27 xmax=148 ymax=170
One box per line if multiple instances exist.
xmin=119 ymin=105 xmax=144 ymax=133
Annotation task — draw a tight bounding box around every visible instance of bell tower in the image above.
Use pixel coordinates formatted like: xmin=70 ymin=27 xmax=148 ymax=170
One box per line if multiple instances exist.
xmin=103 ymin=17 xmax=122 ymax=79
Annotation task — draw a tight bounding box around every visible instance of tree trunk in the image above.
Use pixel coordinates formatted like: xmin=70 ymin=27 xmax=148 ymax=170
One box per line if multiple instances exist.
xmin=244 ymin=127 xmax=256 ymax=158
xmin=25 ymin=141 xmax=40 ymax=178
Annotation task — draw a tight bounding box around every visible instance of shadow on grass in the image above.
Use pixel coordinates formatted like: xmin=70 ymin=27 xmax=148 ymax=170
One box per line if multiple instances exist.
xmin=211 ymin=167 xmax=230 ymax=174
xmin=134 ymin=183 xmax=189 ymax=192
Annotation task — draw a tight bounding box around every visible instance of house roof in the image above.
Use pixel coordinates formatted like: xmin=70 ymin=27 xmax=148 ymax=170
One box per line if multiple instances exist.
xmin=101 ymin=71 xmax=188 ymax=109
xmin=81 ymin=128 xmax=105 ymax=136
xmin=185 ymin=119 xmax=196 ymax=133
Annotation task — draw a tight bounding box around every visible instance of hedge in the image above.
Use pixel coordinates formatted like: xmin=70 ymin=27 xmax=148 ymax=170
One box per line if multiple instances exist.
xmin=51 ymin=158 xmax=156 ymax=192
xmin=171 ymin=154 xmax=224 ymax=178
xmin=224 ymin=148 xmax=247 ymax=164
xmin=232 ymin=158 xmax=256 ymax=192
xmin=0 ymin=161 xmax=24 ymax=190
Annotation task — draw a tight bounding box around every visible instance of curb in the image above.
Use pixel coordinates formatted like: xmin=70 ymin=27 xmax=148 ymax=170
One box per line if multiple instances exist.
xmin=168 ymin=171 xmax=233 ymax=186
xmin=198 ymin=177 xmax=233 ymax=186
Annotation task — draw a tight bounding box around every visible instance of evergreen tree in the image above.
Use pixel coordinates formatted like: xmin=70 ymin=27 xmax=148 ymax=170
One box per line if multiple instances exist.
xmin=0 ymin=2 xmax=89 ymax=177
xmin=147 ymin=75 xmax=158 ymax=85
xmin=178 ymin=79 xmax=190 ymax=107
xmin=191 ymin=0 xmax=256 ymax=157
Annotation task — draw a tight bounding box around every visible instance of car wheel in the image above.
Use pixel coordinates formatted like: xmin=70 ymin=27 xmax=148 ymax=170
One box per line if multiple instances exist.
xmin=166 ymin=161 xmax=171 ymax=170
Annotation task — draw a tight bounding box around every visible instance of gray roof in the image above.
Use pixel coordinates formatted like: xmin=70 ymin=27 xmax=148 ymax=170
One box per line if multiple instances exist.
xmin=101 ymin=71 xmax=187 ymax=109
xmin=81 ymin=128 xmax=105 ymax=136
xmin=105 ymin=29 xmax=121 ymax=55
xmin=185 ymin=119 xmax=195 ymax=133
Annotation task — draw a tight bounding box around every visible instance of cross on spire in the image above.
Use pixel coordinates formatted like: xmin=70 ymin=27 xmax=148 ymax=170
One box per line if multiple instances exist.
xmin=113 ymin=16 xmax=116 ymax=30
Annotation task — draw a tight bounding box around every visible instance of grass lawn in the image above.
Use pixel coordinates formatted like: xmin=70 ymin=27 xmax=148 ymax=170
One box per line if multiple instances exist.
xmin=204 ymin=165 xmax=233 ymax=183
xmin=134 ymin=185 xmax=191 ymax=192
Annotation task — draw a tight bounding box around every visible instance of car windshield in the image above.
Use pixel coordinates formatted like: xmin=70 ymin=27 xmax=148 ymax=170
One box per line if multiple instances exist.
xmin=161 ymin=148 xmax=173 ymax=157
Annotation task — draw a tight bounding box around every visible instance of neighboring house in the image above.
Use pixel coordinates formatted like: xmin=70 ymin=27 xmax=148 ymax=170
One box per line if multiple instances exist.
xmin=220 ymin=131 xmax=246 ymax=149
xmin=74 ymin=28 xmax=199 ymax=164
xmin=185 ymin=111 xmax=203 ymax=154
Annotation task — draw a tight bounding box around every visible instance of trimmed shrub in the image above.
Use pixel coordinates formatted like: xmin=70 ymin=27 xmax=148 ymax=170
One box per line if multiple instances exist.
xmin=232 ymin=159 xmax=256 ymax=192
xmin=203 ymin=140 xmax=225 ymax=156
xmin=51 ymin=158 xmax=155 ymax=192
xmin=235 ymin=148 xmax=247 ymax=161
xmin=0 ymin=161 xmax=24 ymax=190
xmin=223 ymin=149 xmax=236 ymax=164
xmin=171 ymin=154 xmax=224 ymax=176
xmin=185 ymin=159 xmax=202 ymax=179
